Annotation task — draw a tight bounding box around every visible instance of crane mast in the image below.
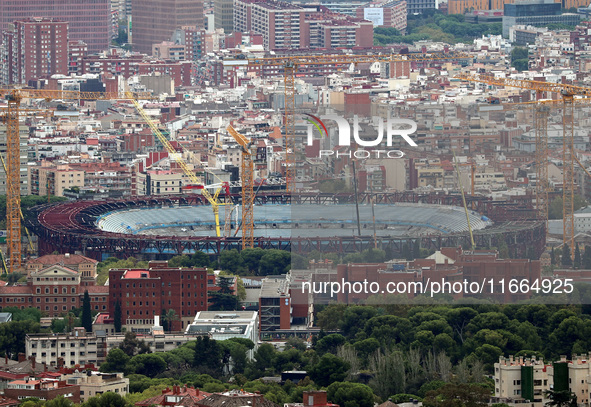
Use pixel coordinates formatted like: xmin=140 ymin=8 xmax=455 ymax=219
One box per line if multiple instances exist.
xmin=456 ymin=73 xmax=591 ymax=259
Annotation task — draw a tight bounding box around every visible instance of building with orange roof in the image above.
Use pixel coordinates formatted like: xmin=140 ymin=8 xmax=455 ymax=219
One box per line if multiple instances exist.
xmin=26 ymin=253 xmax=98 ymax=282
xmin=136 ymin=385 xmax=211 ymax=407
xmin=197 ymin=390 xmax=279 ymax=407
xmin=0 ymin=260 xmax=108 ymax=317
xmin=0 ymin=395 xmax=18 ymax=407
xmin=4 ymin=377 xmax=80 ymax=404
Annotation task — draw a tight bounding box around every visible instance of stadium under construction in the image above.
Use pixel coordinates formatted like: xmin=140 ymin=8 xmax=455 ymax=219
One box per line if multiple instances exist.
xmin=28 ymin=191 xmax=546 ymax=261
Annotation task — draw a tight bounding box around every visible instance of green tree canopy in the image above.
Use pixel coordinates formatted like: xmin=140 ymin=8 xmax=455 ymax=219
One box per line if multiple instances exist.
xmin=327 ymin=382 xmax=374 ymax=407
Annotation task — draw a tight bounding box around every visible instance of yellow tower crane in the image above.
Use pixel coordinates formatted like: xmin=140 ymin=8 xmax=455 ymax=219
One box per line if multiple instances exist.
xmin=456 ymin=73 xmax=591 ymax=259
xmin=127 ymin=94 xmax=226 ymax=237
xmin=226 ymin=125 xmax=254 ymax=249
xmin=0 ymin=88 xmax=149 ymax=273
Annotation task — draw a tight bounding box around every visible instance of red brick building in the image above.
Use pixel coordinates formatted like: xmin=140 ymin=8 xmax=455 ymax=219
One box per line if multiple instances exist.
xmin=0 ymin=254 xmax=108 ymax=318
xmin=137 ymin=61 xmax=193 ymax=87
xmin=355 ymin=1 xmax=408 ymax=32
xmin=80 ymin=54 xmax=144 ymax=78
xmin=109 ymin=261 xmax=208 ymax=331
xmin=78 ymin=54 xmax=193 ymax=87
xmin=0 ymin=18 xmax=68 ymax=85
xmin=4 ymin=378 xmax=80 ymax=404
xmin=301 ymin=391 xmax=339 ymax=407
xmin=334 ymin=248 xmax=541 ymax=303
xmin=67 ymin=40 xmax=88 ymax=76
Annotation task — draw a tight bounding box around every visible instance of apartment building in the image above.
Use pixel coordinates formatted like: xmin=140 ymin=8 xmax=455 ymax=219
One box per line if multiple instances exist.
xmin=234 ymin=0 xmax=373 ymax=50
xmin=29 ymin=166 xmax=85 ymax=197
xmin=134 ymin=170 xmax=187 ymax=195
xmin=152 ymin=42 xmax=186 ymax=61
xmin=259 ymin=277 xmax=292 ymax=332
xmin=68 ymin=162 xmax=132 ymax=198
xmin=4 ymin=378 xmax=80 ymax=403
xmin=26 ymin=253 xmax=98 ymax=283
xmin=68 ymin=41 xmax=88 ymax=76
xmin=171 ymin=26 xmax=204 ymax=61
xmin=185 ymin=311 xmax=259 ymax=358
xmin=473 ymin=171 xmax=507 ymax=191
xmin=0 ymin=264 xmax=108 ymax=318
xmin=108 ymin=261 xmax=208 ymax=331
xmin=355 ymin=0 xmax=407 ymax=32
xmin=132 ymin=0 xmax=204 ymax=54
xmin=406 ymin=0 xmax=436 ymax=14
xmin=26 ymin=328 xmax=194 ymax=367
xmin=0 ymin=18 xmax=68 ymax=85
xmin=62 ymin=372 xmax=128 ymax=401
xmin=0 ymin=0 xmax=109 ymax=53
xmin=494 ymin=355 xmax=591 ymax=407
xmin=417 ymin=167 xmax=445 ymax=189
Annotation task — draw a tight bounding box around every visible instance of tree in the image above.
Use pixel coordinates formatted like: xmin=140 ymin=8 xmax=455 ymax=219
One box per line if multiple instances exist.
xmin=162 ymin=309 xmax=180 ymax=332
xmin=240 ymin=248 xmax=265 ymax=273
xmin=316 ymin=304 xmax=346 ymax=330
xmin=309 ymin=354 xmax=350 ymax=387
xmin=0 ymin=320 xmax=43 ymax=357
xmin=252 ymin=342 xmax=275 ymax=370
xmin=100 ymin=348 xmax=130 ymax=373
xmin=210 ymin=276 xmax=239 ymax=311
xmin=128 ymin=353 xmax=167 ymax=377
xmin=316 ymin=334 xmax=346 ymax=355
xmin=510 ymin=47 xmax=529 ymax=71
xmin=550 ymin=196 xmax=587 ymax=220
xmin=562 ymin=244 xmax=572 ymax=267
xmin=81 ymin=290 xmax=92 ymax=332
xmin=259 ymin=250 xmax=291 ymax=275
xmin=423 ymin=383 xmax=490 ymax=407
xmin=114 ymin=300 xmax=122 ymax=333
xmin=369 ymin=349 xmax=406 ymax=399
xmin=118 ymin=332 xmax=150 ymax=356
xmin=219 ymin=340 xmax=248 ymax=375
xmin=574 ymin=245 xmax=581 ymax=268
xmin=327 ymin=382 xmax=374 ymax=407
xmin=193 ymin=336 xmax=223 ymax=378
xmin=544 ymin=389 xmax=577 ymax=407
xmin=219 ymin=249 xmax=244 ymax=273
xmin=169 ymin=252 xmax=210 ymax=268
xmin=45 ymin=396 xmax=75 ymax=407
xmin=83 ymin=392 xmax=127 ymax=407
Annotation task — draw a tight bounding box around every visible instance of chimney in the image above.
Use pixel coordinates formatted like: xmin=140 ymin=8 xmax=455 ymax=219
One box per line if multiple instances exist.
xmin=18 ymin=353 xmax=26 ymax=362
xmin=29 ymin=356 xmax=35 ymax=369
xmin=4 ymin=354 xmax=7 ymax=364
xmin=44 ymin=362 xmax=47 ymax=372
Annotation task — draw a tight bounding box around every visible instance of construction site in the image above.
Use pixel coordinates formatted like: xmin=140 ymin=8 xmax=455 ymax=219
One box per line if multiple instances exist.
xmin=1 ymin=49 xmax=591 ymax=271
